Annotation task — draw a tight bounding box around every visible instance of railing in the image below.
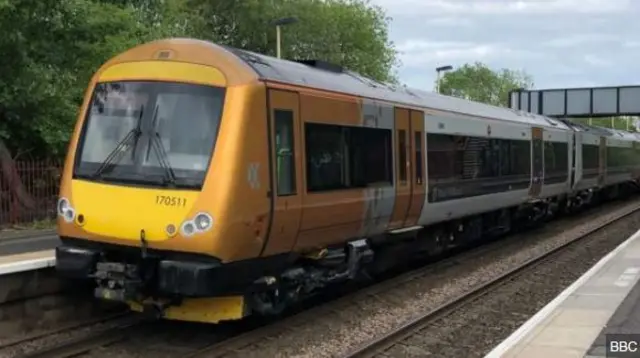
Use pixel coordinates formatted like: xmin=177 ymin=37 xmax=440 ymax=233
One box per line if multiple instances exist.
xmin=0 ymin=159 xmax=62 ymax=229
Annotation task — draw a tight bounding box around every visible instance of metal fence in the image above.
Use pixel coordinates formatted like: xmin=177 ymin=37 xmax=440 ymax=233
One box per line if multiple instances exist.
xmin=0 ymin=159 xmax=62 ymax=228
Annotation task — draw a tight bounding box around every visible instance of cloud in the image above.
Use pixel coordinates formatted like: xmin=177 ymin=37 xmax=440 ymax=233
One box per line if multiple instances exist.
xmin=423 ymin=17 xmax=475 ymax=27
xmin=371 ymin=0 xmax=640 ymax=91
xmin=583 ymin=54 xmax=611 ymax=67
xmin=372 ymin=0 xmax=631 ymax=16
xmin=543 ymin=34 xmax=618 ymax=48
xmin=396 ymin=39 xmax=543 ymax=67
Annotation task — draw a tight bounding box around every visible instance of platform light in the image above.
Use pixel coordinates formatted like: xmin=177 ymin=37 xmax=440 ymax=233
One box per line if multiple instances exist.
xmin=271 ymin=17 xmax=299 ymax=59
xmin=435 ymin=65 xmax=453 ymax=93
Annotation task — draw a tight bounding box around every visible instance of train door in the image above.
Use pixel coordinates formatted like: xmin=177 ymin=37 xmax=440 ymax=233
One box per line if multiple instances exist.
xmin=598 ymin=136 xmax=607 ymax=186
xmin=388 ymin=107 xmax=411 ymax=229
xmin=570 ymin=133 xmax=577 ymax=189
xmin=261 ymin=89 xmax=303 ymax=256
xmin=404 ymin=109 xmax=426 ymax=227
xmin=529 ymin=127 xmax=543 ymax=198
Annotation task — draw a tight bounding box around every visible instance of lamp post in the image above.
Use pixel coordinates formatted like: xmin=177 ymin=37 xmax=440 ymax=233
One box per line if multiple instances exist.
xmin=435 ymin=65 xmax=453 ymax=93
xmin=271 ymin=17 xmax=298 ymax=59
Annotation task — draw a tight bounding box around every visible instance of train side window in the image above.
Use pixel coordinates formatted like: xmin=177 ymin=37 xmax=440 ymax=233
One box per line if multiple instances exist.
xmin=274 ymin=109 xmax=296 ymax=196
xmin=500 ymin=140 xmax=512 ymax=176
xmin=426 ymin=133 xmax=460 ymax=180
xmin=414 ymin=131 xmax=423 ymax=185
xmin=544 ymin=141 xmax=568 ymax=183
xmin=350 ymin=127 xmax=393 ymax=187
xmin=582 ymin=144 xmax=599 ymax=170
xmin=305 ymin=122 xmax=392 ymax=192
xmin=511 ymin=140 xmax=531 ymax=176
xmin=398 ymin=130 xmax=407 ymax=183
xmin=305 ymin=123 xmax=347 ymax=192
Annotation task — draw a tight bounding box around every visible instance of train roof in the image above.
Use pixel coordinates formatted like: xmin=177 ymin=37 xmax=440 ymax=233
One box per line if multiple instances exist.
xmin=223 ymin=45 xmax=572 ymax=131
xmin=562 ymin=120 xmax=640 ymax=141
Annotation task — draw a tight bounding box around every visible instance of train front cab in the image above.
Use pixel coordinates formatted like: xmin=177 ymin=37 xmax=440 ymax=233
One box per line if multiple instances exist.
xmin=54 ymin=39 xmax=272 ymax=323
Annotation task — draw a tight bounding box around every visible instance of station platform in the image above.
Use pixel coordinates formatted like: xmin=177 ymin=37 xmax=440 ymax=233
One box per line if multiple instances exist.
xmin=0 ymin=229 xmax=57 ymax=276
xmin=0 ymin=249 xmax=55 ymax=275
xmin=0 ymin=229 xmax=59 ymax=257
xmin=485 ymin=228 xmax=640 ymax=358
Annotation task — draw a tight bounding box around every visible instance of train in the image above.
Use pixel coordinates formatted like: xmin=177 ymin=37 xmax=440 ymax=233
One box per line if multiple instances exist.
xmin=55 ymin=37 xmax=640 ymax=324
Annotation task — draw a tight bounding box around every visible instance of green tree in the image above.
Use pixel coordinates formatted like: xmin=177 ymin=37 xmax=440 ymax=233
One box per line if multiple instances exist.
xmin=438 ymin=62 xmax=534 ymax=107
xmin=189 ymin=0 xmax=398 ymax=83
xmin=572 ymin=116 xmax=639 ymax=132
xmin=0 ymin=0 xmax=170 ymax=209
xmin=0 ymin=0 xmax=398 ymax=216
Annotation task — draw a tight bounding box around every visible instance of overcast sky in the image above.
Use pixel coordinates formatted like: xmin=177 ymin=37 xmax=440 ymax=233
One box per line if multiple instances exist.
xmin=371 ymin=0 xmax=639 ymax=92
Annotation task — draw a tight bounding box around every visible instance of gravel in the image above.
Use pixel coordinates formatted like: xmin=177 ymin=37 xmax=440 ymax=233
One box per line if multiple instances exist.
xmin=0 ymin=315 xmax=133 ymax=358
xmin=377 ymin=201 xmax=640 ymax=357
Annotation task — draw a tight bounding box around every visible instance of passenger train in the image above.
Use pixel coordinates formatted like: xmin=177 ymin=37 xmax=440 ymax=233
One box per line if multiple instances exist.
xmin=55 ymin=38 xmax=640 ymax=323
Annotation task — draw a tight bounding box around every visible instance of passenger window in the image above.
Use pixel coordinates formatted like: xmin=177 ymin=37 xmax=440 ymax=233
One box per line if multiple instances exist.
xmin=304 ymin=123 xmax=392 ymax=192
xmin=274 ymin=109 xmax=296 ymax=196
xmin=415 ymin=131 xmax=423 ymax=185
xmin=398 ymin=130 xmax=407 ymax=182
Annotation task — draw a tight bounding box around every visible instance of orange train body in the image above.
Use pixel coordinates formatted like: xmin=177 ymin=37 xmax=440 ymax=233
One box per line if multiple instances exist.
xmin=55 ymin=38 xmax=640 ymax=323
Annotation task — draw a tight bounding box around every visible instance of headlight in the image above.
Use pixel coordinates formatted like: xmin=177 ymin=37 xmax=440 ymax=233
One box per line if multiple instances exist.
xmin=194 ymin=213 xmax=213 ymax=231
xmin=179 ymin=212 xmax=213 ymax=237
xmin=63 ymin=207 xmax=76 ymax=223
xmin=57 ymin=197 xmax=70 ymax=216
xmin=181 ymin=221 xmax=196 ymax=236
xmin=57 ymin=197 xmax=75 ymax=223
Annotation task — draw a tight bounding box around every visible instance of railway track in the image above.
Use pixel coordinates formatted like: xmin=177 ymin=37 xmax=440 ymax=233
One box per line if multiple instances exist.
xmin=2 ymin=314 xmax=138 ymax=358
xmin=340 ymin=201 xmax=640 ymax=358
xmin=7 ymin=198 xmax=640 ymax=358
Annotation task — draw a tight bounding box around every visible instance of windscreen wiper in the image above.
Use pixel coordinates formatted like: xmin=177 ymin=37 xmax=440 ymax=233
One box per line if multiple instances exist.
xmin=147 ymin=104 xmax=177 ymax=187
xmin=92 ymin=105 xmax=144 ymax=178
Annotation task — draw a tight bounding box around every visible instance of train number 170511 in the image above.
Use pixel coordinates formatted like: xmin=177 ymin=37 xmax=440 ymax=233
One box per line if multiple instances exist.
xmin=156 ymin=195 xmax=187 ymax=207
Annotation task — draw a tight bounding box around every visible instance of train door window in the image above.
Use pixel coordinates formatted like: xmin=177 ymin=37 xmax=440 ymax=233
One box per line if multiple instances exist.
xmin=274 ymin=109 xmax=296 ymax=196
xmin=398 ymin=130 xmax=407 ymax=182
xmin=414 ymin=131 xmax=423 ymax=185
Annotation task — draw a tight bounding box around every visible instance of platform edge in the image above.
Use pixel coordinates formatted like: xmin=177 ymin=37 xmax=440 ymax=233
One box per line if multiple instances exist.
xmin=0 ymin=255 xmax=56 ymax=276
xmin=483 ymin=227 xmax=640 ymax=358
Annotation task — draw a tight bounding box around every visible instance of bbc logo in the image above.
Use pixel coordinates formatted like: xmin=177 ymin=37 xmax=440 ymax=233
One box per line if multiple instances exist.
xmin=606 ymin=334 xmax=640 ymax=357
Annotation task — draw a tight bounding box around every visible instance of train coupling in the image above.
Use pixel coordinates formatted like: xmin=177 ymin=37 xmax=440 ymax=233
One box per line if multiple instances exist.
xmin=92 ymin=261 xmax=142 ymax=303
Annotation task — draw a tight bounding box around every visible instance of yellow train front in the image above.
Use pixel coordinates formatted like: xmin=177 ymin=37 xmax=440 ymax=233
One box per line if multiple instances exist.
xmin=55 ymin=38 xmax=278 ymax=323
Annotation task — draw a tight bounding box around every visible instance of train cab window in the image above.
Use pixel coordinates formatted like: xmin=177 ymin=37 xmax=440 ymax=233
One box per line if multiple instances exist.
xmin=274 ymin=109 xmax=296 ymax=196
xmin=414 ymin=132 xmax=423 ymax=185
xmin=398 ymin=130 xmax=407 ymax=183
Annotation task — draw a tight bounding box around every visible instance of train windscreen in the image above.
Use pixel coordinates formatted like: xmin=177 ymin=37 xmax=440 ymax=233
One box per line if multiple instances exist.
xmin=73 ymin=81 xmax=225 ymax=189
